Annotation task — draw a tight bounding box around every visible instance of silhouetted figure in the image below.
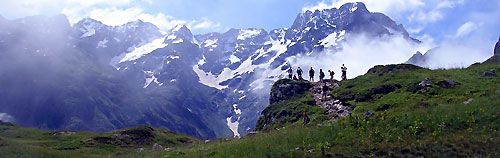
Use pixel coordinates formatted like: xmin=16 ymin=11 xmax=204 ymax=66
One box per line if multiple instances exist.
xmin=329 ymin=70 xmax=335 ymax=81
xmin=287 ymin=67 xmax=293 ymax=79
xmin=309 ymin=67 xmax=315 ymax=82
xmin=322 ymin=82 xmax=329 ymax=101
xmin=297 ymin=67 xmax=303 ymax=79
xmin=341 ymin=64 xmax=347 ymax=81
xmin=319 ymin=69 xmax=325 ymax=82
xmin=293 ymin=75 xmax=298 ymax=80
xmin=303 ymin=112 xmax=310 ymax=126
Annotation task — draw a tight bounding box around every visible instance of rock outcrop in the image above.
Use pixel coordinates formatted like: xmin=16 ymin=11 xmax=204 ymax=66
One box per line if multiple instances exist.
xmin=269 ymin=79 xmax=313 ymax=104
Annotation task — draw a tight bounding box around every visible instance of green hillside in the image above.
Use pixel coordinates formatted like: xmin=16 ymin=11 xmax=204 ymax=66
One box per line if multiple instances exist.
xmin=182 ymin=60 xmax=500 ymax=157
xmin=2 ymin=58 xmax=500 ymax=157
xmin=0 ymin=122 xmax=198 ymax=158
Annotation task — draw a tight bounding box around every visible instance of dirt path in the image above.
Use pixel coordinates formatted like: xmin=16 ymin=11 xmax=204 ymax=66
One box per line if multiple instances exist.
xmin=307 ymin=81 xmax=352 ymax=120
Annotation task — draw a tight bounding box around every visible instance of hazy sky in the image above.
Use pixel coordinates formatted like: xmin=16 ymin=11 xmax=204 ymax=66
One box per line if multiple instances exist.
xmin=0 ymin=0 xmax=499 ymax=47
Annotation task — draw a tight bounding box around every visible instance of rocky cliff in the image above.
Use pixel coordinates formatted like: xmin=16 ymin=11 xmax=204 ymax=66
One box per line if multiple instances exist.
xmin=255 ymin=79 xmax=352 ymax=132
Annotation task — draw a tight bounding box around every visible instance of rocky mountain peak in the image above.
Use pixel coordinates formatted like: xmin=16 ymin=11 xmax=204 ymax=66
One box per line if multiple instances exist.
xmin=164 ymin=25 xmax=194 ymax=43
xmin=339 ymin=2 xmax=368 ymax=13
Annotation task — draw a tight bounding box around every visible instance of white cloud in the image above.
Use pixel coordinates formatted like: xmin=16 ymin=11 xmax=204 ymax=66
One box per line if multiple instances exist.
xmin=1 ymin=0 xmax=220 ymax=33
xmin=81 ymin=7 xmax=187 ymax=32
xmin=455 ymin=21 xmax=480 ymax=38
xmin=418 ymin=45 xmax=490 ymax=69
xmin=287 ymin=34 xmax=431 ymax=79
xmin=191 ymin=18 xmax=222 ymax=30
xmin=142 ymin=0 xmax=153 ymax=5
xmin=0 ymin=113 xmax=15 ymax=122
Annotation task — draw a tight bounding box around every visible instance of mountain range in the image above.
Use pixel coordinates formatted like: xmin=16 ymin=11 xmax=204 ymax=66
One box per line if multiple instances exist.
xmin=0 ymin=2 xmax=421 ymax=138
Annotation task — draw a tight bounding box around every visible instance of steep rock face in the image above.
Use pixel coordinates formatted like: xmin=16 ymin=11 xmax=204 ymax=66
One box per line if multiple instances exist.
xmin=495 ymin=37 xmax=500 ymax=56
xmin=483 ymin=37 xmax=500 ymax=64
xmin=269 ymin=80 xmax=313 ymax=104
xmin=256 ymin=79 xmax=351 ymax=132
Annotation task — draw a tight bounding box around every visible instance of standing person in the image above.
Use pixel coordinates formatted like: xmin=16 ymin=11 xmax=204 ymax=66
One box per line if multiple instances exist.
xmin=303 ymin=112 xmax=310 ymax=126
xmin=322 ymin=82 xmax=329 ymax=101
xmin=287 ymin=67 xmax=293 ymax=79
xmin=297 ymin=67 xmax=303 ymax=80
xmin=341 ymin=64 xmax=347 ymax=81
xmin=319 ymin=69 xmax=325 ymax=82
xmin=309 ymin=67 xmax=315 ymax=82
xmin=329 ymin=70 xmax=335 ymax=81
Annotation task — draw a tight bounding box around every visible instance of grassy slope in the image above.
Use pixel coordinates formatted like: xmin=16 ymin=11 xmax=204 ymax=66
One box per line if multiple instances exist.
xmin=0 ymin=123 xmax=198 ymax=158
xmin=1 ymin=62 xmax=500 ymax=157
xmin=176 ymin=62 xmax=500 ymax=157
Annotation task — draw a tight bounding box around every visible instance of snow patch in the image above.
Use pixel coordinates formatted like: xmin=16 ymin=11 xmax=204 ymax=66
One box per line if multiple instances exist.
xmin=233 ymin=104 xmax=242 ymax=115
xmin=239 ymin=96 xmax=246 ymax=100
xmin=119 ymin=36 xmax=167 ymax=63
xmin=143 ymin=71 xmax=163 ymax=88
xmin=228 ymin=55 xmax=241 ymax=64
xmin=192 ymin=64 xmax=231 ymax=90
xmin=168 ymin=56 xmax=179 ymax=60
xmin=237 ymin=29 xmax=262 ymax=40
xmin=350 ymin=3 xmax=358 ymax=12
xmin=204 ymin=39 xmax=218 ymax=48
xmin=167 ymin=34 xmax=176 ymax=40
xmin=97 ymin=38 xmax=108 ymax=48
xmin=226 ymin=116 xmax=240 ymax=138
xmin=172 ymin=38 xmax=183 ymax=44
xmin=320 ymin=30 xmax=345 ymax=48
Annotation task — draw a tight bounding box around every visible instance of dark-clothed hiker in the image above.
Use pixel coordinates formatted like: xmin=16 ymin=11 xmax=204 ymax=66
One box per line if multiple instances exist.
xmin=309 ymin=67 xmax=315 ymax=82
xmin=341 ymin=64 xmax=347 ymax=81
xmin=322 ymin=82 xmax=329 ymax=101
xmin=303 ymin=112 xmax=310 ymax=126
xmin=287 ymin=67 xmax=293 ymax=79
xmin=297 ymin=67 xmax=303 ymax=79
xmin=293 ymin=75 xmax=298 ymax=80
xmin=319 ymin=69 xmax=325 ymax=82
xmin=329 ymin=70 xmax=334 ymax=81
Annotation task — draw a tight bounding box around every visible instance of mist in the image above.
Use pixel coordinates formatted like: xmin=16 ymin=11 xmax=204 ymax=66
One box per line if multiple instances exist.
xmin=419 ymin=45 xmax=492 ymax=69
xmin=0 ymin=113 xmax=15 ymax=123
xmin=286 ymin=33 xmax=431 ymax=80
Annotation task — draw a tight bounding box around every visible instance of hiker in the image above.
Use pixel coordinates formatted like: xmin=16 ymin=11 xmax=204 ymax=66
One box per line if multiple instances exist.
xmin=303 ymin=112 xmax=310 ymax=126
xmin=293 ymin=75 xmax=298 ymax=80
xmin=341 ymin=64 xmax=347 ymax=81
xmin=287 ymin=67 xmax=293 ymax=79
xmin=297 ymin=67 xmax=303 ymax=80
xmin=319 ymin=69 xmax=325 ymax=82
xmin=329 ymin=70 xmax=335 ymax=81
xmin=322 ymin=82 xmax=329 ymax=101
xmin=309 ymin=67 xmax=315 ymax=82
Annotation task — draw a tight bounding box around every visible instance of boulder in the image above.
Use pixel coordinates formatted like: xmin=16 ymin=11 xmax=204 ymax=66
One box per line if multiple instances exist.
xmin=152 ymin=143 xmax=164 ymax=151
xmin=436 ymin=80 xmax=458 ymax=89
xmin=135 ymin=148 xmax=144 ymax=153
xmin=418 ymin=78 xmax=432 ymax=88
xmin=484 ymin=72 xmax=497 ymax=77
xmin=269 ymin=79 xmax=312 ymax=104
xmin=364 ymin=110 xmax=375 ymax=120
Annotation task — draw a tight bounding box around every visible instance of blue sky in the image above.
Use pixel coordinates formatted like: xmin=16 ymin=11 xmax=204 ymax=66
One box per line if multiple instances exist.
xmin=1 ymin=0 xmax=499 ymax=50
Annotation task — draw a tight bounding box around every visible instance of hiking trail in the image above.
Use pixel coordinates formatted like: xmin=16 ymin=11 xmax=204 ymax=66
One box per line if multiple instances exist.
xmin=307 ymin=81 xmax=353 ymax=120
